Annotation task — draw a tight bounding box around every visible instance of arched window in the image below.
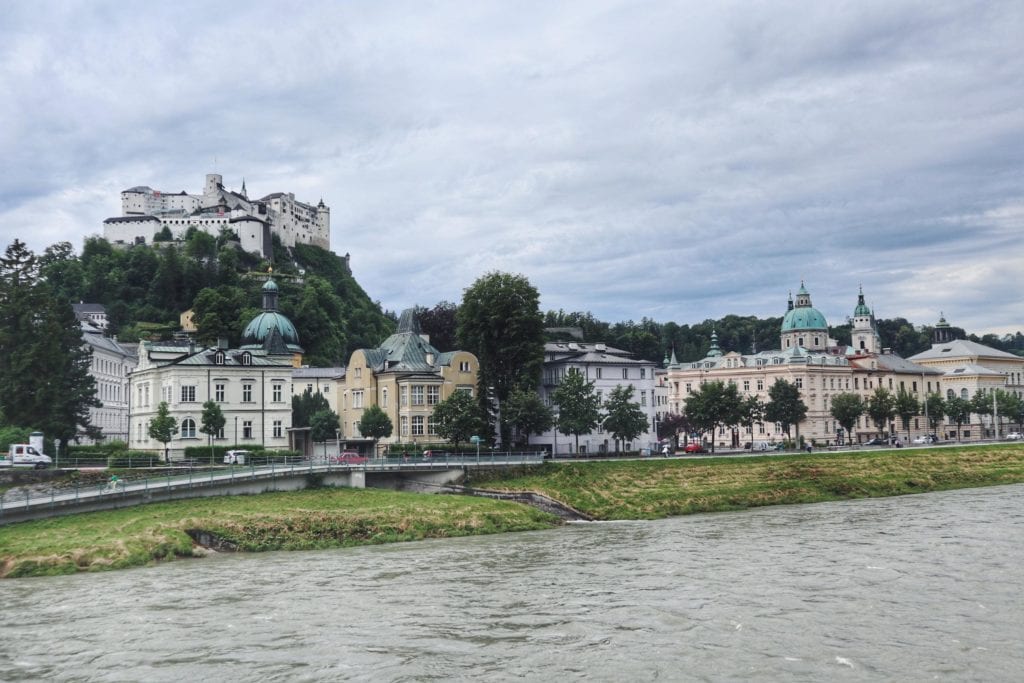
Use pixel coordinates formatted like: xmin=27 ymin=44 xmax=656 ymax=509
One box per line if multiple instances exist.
xmin=947 ymin=389 xmax=955 ymax=399
xmin=181 ymin=418 xmax=196 ymax=438
xmin=960 ymin=388 xmax=968 ymax=399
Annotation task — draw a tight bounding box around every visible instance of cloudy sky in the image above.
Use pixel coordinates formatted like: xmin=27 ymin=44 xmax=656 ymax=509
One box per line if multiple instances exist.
xmin=2 ymin=1 xmax=1022 ymax=337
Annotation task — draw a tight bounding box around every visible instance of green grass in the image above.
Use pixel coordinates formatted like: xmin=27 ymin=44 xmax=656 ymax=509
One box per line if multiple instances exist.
xmin=4 ymin=443 xmax=1024 ymax=579
xmin=472 ymin=443 xmax=1024 ymax=519
xmin=0 ymin=487 xmax=558 ymax=578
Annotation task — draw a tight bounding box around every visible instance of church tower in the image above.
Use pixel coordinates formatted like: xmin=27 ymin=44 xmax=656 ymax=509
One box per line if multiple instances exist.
xmin=850 ymin=286 xmax=881 ymax=354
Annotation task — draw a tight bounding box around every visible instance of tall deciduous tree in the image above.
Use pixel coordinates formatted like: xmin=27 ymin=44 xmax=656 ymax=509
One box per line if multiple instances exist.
xmin=432 ymin=390 xmax=487 ymax=450
xmin=292 ymin=389 xmax=331 ymax=428
xmin=552 ymin=369 xmax=602 ymax=454
xmin=503 ymin=388 xmax=554 ymax=447
xmin=685 ymin=380 xmax=742 ymax=453
xmin=200 ymin=400 xmax=226 ymax=463
xmin=738 ymin=395 xmax=765 ymax=445
xmin=765 ymin=379 xmax=808 ymax=445
xmin=148 ymin=401 xmax=178 ymax=463
xmin=602 ymin=384 xmax=648 ymax=452
xmin=893 ymin=388 xmax=920 ymax=440
xmin=924 ymin=393 xmax=945 ymax=434
xmin=358 ymin=404 xmax=393 ymax=456
xmin=657 ymin=412 xmax=692 ymax=448
xmin=830 ymin=392 xmax=865 ymax=445
xmin=416 ymin=301 xmax=459 ymax=353
xmin=944 ymin=396 xmax=972 ymax=441
xmin=457 ymin=272 xmax=545 ymax=442
xmin=866 ymin=387 xmax=897 ymax=438
xmin=310 ymin=408 xmax=341 ymax=458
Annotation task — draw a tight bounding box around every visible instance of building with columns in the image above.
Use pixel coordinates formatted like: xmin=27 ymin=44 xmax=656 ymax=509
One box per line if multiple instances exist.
xmin=665 ymin=283 xmax=942 ymax=448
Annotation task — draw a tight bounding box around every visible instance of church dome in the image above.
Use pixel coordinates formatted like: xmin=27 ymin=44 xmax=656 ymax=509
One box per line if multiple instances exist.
xmin=781 ymin=306 xmax=828 ymax=331
xmin=239 ymin=275 xmax=302 ymax=353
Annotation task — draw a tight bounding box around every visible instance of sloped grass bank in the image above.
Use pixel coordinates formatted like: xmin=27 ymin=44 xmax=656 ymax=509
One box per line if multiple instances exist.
xmin=473 ymin=444 xmax=1024 ymax=519
xmin=0 ymin=488 xmax=558 ymax=578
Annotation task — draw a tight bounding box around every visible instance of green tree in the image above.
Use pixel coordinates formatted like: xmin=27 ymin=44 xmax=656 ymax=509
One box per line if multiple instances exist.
xmin=998 ymin=391 xmax=1024 ymax=432
xmin=199 ymin=400 xmax=226 ymax=464
xmin=924 ymin=393 xmax=945 ymax=434
xmin=148 ymin=401 xmax=178 ymax=463
xmin=944 ymin=396 xmax=972 ymax=441
xmin=552 ymin=369 xmax=602 ymax=454
xmin=292 ymin=389 xmax=331 ymax=428
xmin=503 ymin=388 xmax=554 ymax=447
xmin=764 ymin=379 xmax=807 ymax=445
xmin=657 ymin=412 xmax=692 ymax=449
xmin=685 ymin=380 xmax=742 ymax=453
xmin=893 ymin=388 xmax=920 ymax=441
xmin=737 ymin=395 xmax=765 ymax=445
xmin=432 ymin=390 xmax=487 ymax=450
xmin=0 ymin=240 xmax=99 ymax=444
xmin=192 ymin=285 xmax=248 ymax=346
xmin=310 ymin=408 xmax=341 ymax=458
xmin=866 ymin=387 xmax=897 ymax=438
xmin=416 ymin=301 xmax=459 ymax=352
xmin=358 ymin=404 xmax=393 ymax=456
xmin=457 ymin=272 xmax=545 ymax=442
xmin=830 ymin=393 xmax=865 ymax=445
xmin=602 ymin=384 xmax=649 ymax=452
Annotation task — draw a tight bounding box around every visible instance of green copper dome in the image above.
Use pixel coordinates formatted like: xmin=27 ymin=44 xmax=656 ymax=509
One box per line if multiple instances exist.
xmin=781 ymin=307 xmax=828 ymax=331
xmin=853 ymin=286 xmax=871 ymax=316
xmin=241 ymin=312 xmax=300 ymax=347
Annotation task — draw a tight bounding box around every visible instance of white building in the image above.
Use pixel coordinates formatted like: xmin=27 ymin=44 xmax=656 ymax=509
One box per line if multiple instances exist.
xmin=535 ymin=341 xmax=658 ymax=455
xmin=80 ymin=327 xmax=138 ymax=444
xmin=103 ymin=172 xmax=330 ymax=258
xmin=127 ymin=277 xmax=304 ymax=459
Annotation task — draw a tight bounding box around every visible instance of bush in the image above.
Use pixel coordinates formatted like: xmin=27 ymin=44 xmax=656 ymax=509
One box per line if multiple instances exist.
xmin=107 ymin=451 xmax=165 ymax=468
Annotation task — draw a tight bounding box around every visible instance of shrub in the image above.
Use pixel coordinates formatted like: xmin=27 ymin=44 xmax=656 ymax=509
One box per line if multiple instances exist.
xmin=107 ymin=451 xmax=165 ymax=468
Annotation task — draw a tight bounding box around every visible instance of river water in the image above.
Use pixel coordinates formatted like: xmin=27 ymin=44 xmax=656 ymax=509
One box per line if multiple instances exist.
xmin=1 ymin=485 xmax=1022 ymax=681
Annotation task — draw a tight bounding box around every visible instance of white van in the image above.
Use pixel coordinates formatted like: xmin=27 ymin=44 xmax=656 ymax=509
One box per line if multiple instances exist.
xmin=224 ymin=450 xmax=252 ymax=465
xmin=1 ymin=444 xmax=53 ymax=469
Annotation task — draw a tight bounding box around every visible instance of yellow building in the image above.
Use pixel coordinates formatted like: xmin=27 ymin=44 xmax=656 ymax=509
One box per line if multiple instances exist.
xmin=340 ymin=309 xmax=479 ymax=452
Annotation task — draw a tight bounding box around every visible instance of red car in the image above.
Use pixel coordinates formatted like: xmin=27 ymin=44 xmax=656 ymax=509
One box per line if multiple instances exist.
xmin=683 ymin=443 xmax=706 ymax=454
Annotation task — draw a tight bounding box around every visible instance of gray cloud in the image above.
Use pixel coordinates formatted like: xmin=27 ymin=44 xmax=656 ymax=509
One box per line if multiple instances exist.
xmin=1 ymin=0 xmax=1022 ymax=338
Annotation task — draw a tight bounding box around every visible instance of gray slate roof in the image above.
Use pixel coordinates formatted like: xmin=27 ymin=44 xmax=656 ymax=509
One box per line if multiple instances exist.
xmin=909 ymin=339 xmax=1023 ymax=362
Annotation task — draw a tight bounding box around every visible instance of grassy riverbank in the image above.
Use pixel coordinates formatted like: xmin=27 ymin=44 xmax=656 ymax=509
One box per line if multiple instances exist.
xmin=476 ymin=443 xmax=1024 ymax=519
xmin=3 ymin=444 xmax=1023 ymax=578
xmin=0 ymin=488 xmax=558 ymax=578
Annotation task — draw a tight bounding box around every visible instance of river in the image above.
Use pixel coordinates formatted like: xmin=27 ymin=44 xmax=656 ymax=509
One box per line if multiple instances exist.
xmin=1 ymin=485 xmax=1022 ymax=681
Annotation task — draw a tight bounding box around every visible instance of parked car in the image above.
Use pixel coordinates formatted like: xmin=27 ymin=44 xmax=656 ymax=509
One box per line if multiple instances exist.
xmin=912 ymin=434 xmax=939 ymax=445
xmin=1006 ymin=432 xmax=1022 ymax=441
xmin=330 ymin=451 xmax=368 ymax=464
xmin=863 ymin=438 xmax=887 ymax=446
xmin=683 ymin=442 xmax=706 ymax=454
xmin=224 ymin=449 xmax=252 ymax=465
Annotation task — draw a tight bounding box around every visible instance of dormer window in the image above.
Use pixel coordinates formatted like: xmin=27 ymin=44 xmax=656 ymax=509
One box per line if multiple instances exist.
xmin=240 ymin=352 xmax=252 ymax=366
xmin=214 ymin=351 xmax=225 ymax=365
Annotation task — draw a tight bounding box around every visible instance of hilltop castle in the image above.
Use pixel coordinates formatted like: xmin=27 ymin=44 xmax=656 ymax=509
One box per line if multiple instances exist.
xmin=103 ymin=173 xmax=330 ymax=257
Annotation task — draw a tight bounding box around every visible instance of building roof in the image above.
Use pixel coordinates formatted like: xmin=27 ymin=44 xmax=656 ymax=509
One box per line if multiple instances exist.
xmin=293 ymin=367 xmax=346 ymax=379
xmin=73 ymin=303 xmax=107 ymax=314
xmin=908 ymin=339 xmax=1023 ymax=363
xmin=104 ymin=215 xmax=159 ymax=224
xmin=83 ymin=332 xmax=137 ymax=360
xmin=944 ymin=363 xmax=1007 ymax=378
xmin=781 ymin=306 xmax=828 ymax=332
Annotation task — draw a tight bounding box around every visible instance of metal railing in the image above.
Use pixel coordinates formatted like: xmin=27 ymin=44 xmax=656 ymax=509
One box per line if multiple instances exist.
xmin=0 ymin=452 xmax=547 ymax=520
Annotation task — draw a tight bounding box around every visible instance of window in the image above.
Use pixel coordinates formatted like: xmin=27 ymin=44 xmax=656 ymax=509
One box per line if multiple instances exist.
xmin=243 ymin=421 xmax=253 ymax=439
xmin=382 ymin=388 xmax=389 ymax=408
xmin=243 ymin=384 xmax=253 ymax=402
xmin=273 ymin=421 xmax=282 ymax=438
xmin=640 ymin=368 xmax=646 ymax=379
xmin=459 ymin=361 xmax=471 ymax=372
xmin=400 ymin=416 xmax=409 ymax=436
xmin=641 ymin=391 xmax=647 ymax=407
xmin=353 ymin=390 xmax=364 ymax=408
xmin=354 ymin=367 xmax=362 ymax=379
xmin=401 ymin=386 xmax=408 ymax=406
xmin=743 ymin=380 xmax=750 ymax=392
xmin=181 ymin=418 xmax=196 ymax=438
xmin=181 ymin=385 xmax=196 ymax=402
xmin=795 ymin=378 xmax=803 ymax=389
xmin=272 ymin=384 xmax=283 ymax=402
xmin=215 ymin=383 xmax=225 ymax=402
xmin=756 ymin=380 xmax=764 ymax=391
xmin=622 ymin=368 xmax=628 ymax=379
xmin=215 ymin=426 xmax=224 ymax=440
xmin=240 ymin=352 xmax=252 ymax=366
xmin=412 ymin=385 xmax=424 ymax=405
xmin=412 ymin=416 xmax=425 ymax=435
xmin=961 ymin=388 xmax=968 ymax=399
xmin=427 ymin=386 xmax=440 ymax=405
xmin=428 ymin=414 xmax=438 ymax=435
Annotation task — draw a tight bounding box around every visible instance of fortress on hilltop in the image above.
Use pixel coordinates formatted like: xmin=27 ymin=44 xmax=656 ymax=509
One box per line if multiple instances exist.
xmin=102 ymin=173 xmax=330 ymax=258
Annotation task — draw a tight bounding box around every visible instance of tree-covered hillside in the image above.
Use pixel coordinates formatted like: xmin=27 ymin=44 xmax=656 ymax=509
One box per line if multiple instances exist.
xmin=38 ymin=232 xmax=394 ymax=366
